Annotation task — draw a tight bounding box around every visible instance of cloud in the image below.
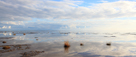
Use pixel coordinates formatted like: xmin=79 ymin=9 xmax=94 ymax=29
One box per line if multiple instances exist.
xmin=0 ymin=21 xmax=25 ymax=29
xmin=0 ymin=21 xmax=68 ymax=30
xmin=1 ymin=0 xmax=136 ymax=21
xmin=0 ymin=0 xmax=82 ymax=21
xmin=0 ymin=26 xmax=11 ymax=29
xmin=0 ymin=21 xmax=24 ymax=25
xmin=1 ymin=19 xmax=136 ymax=32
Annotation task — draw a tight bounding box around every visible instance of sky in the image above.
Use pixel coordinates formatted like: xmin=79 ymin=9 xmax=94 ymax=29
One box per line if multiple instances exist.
xmin=1 ymin=0 xmax=136 ymax=32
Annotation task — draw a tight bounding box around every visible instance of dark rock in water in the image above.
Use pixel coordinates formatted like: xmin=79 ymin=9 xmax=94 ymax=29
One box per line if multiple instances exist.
xmin=64 ymin=41 xmax=70 ymax=47
xmin=13 ymin=33 xmax=16 ymax=36
xmin=106 ymin=43 xmax=111 ymax=46
xmin=64 ymin=45 xmax=70 ymax=47
xmin=3 ymin=46 xmax=10 ymax=49
xmin=80 ymin=43 xmax=83 ymax=46
xmin=23 ymin=33 xmax=26 ymax=35
xmin=36 ymin=39 xmax=38 ymax=41
xmin=3 ymin=41 xmax=6 ymax=43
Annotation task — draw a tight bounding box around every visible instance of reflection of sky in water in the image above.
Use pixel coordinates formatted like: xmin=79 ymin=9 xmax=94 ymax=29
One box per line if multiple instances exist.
xmin=2 ymin=31 xmax=135 ymax=42
xmin=1 ymin=30 xmax=136 ymax=42
xmin=1 ymin=41 xmax=136 ymax=57
xmin=1 ymin=30 xmax=136 ymax=57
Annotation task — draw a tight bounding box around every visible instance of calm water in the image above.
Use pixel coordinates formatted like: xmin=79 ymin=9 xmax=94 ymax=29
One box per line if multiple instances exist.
xmin=1 ymin=30 xmax=136 ymax=57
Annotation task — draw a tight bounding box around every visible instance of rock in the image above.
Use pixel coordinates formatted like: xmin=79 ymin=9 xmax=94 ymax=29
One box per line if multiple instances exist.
xmin=3 ymin=41 xmax=6 ymax=43
xmin=3 ymin=46 xmax=10 ymax=49
xmin=106 ymin=43 xmax=111 ymax=46
xmin=20 ymin=51 xmax=44 ymax=57
xmin=23 ymin=33 xmax=26 ymax=35
xmin=64 ymin=41 xmax=70 ymax=47
xmin=36 ymin=39 xmax=38 ymax=41
xmin=80 ymin=43 xmax=83 ymax=46
xmin=13 ymin=33 xmax=16 ymax=36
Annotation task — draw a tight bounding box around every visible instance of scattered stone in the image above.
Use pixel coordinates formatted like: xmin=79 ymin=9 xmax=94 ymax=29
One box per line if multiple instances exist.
xmin=80 ymin=43 xmax=83 ymax=46
xmin=18 ymin=45 xmax=22 ymax=48
xmin=106 ymin=42 xmax=111 ymax=46
xmin=25 ymin=46 xmax=30 ymax=49
xmin=20 ymin=51 xmax=44 ymax=57
xmin=36 ymin=39 xmax=38 ymax=41
xmin=23 ymin=33 xmax=26 ymax=35
xmin=0 ymin=44 xmax=30 ymax=47
xmin=13 ymin=33 xmax=16 ymax=36
xmin=3 ymin=46 xmax=10 ymax=49
xmin=64 ymin=41 xmax=70 ymax=47
xmin=0 ymin=44 xmax=30 ymax=53
xmin=2 ymin=41 xmax=6 ymax=43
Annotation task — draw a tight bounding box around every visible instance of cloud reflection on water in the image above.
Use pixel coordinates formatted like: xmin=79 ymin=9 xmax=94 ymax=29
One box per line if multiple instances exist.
xmin=1 ymin=41 xmax=136 ymax=57
xmin=1 ymin=31 xmax=136 ymax=57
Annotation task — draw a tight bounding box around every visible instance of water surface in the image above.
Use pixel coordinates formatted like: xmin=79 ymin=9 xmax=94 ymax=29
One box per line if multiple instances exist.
xmin=0 ymin=30 xmax=136 ymax=57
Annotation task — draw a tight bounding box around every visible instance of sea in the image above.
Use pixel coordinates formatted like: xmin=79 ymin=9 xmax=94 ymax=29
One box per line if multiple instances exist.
xmin=0 ymin=30 xmax=136 ymax=57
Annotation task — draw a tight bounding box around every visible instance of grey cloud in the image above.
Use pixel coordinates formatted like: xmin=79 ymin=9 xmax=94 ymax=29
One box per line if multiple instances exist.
xmin=0 ymin=0 xmax=81 ymax=21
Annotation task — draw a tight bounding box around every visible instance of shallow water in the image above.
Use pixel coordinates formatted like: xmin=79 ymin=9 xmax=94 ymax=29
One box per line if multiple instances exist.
xmin=1 ymin=30 xmax=136 ymax=57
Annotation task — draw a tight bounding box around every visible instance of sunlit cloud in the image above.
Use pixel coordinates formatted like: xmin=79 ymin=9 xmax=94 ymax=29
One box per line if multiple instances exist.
xmin=1 ymin=0 xmax=136 ymax=31
xmin=0 ymin=26 xmax=11 ymax=29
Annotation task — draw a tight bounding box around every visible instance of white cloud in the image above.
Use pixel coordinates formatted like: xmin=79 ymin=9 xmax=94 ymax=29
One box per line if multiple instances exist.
xmin=2 ymin=26 xmax=6 ymax=28
xmin=0 ymin=21 xmax=24 ymax=25
xmin=1 ymin=0 xmax=136 ymax=21
xmin=1 ymin=26 xmax=11 ymax=29
xmin=1 ymin=19 xmax=136 ymax=32
xmin=8 ymin=26 xmax=11 ymax=28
